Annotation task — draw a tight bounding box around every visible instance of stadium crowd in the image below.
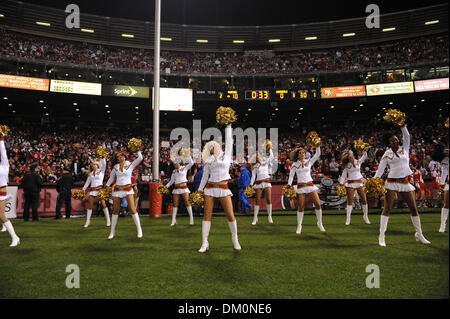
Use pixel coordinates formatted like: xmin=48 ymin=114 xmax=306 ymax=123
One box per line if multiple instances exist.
xmin=0 ymin=28 xmax=448 ymax=75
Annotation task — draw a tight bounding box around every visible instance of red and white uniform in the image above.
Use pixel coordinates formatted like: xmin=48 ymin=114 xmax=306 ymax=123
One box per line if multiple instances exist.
xmin=250 ymin=149 xmax=273 ymax=189
xmin=0 ymin=139 xmax=9 ymax=201
xmin=412 ymin=169 xmax=431 ymax=199
xmin=338 ymin=152 xmax=367 ymax=189
xmin=106 ymin=152 xmax=143 ymax=198
xmin=288 ymin=147 xmax=320 ymax=194
xmin=82 ymin=158 xmax=107 ymax=197
xmin=166 ymin=157 xmax=194 ymax=195
xmin=440 ymin=156 xmax=449 ymax=191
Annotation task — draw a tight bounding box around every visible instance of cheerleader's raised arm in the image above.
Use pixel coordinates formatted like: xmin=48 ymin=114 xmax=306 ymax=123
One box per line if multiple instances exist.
xmin=310 ymin=147 xmax=321 ymax=166
xmin=129 ymin=151 xmax=143 ymax=171
xmin=224 ymin=124 xmax=233 ymax=163
xmin=401 ymin=126 xmax=410 ymax=154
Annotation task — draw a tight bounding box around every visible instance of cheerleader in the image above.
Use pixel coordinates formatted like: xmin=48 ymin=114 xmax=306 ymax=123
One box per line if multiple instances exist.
xmin=105 ymin=150 xmax=143 ymax=239
xmin=250 ymin=149 xmax=274 ymax=225
xmin=165 ymin=155 xmax=194 ymax=226
xmin=288 ymin=146 xmax=326 ymax=235
xmin=438 ymin=148 xmax=449 ymax=233
xmin=338 ymin=151 xmax=371 ymax=225
xmin=82 ymin=157 xmax=110 ymax=228
xmin=0 ymin=135 xmax=20 ymax=247
xmin=375 ymin=125 xmax=430 ymax=246
xmin=197 ymin=124 xmax=241 ymax=252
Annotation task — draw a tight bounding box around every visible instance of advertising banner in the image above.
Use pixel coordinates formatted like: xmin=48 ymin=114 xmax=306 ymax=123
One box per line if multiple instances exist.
xmin=414 ymin=78 xmax=449 ymax=92
xmin=321 ymin=85 xmax=366 ymax=99
xmin=366 ymin=82 xmax=414 ymax=96
xmin=0 ymin=74 xmax=49 ymax=91
xmin=50 ymin=80 xmax=102 ymax=95
xmin=103 ymin=85 xmax=150 ymax=98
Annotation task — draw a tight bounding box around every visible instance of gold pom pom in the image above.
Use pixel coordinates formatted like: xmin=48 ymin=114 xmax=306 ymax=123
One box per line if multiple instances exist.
xmin=445 ymin=117 xmax=449 ymax=129
xmin=264 ymin=139 xmax=273 ymax=151
xmin=364 ymin=178 xmax=387 ymax=198
xmin=72 ymin=189 xmax=87 ymax=201
xmin=353 ymin=139 xmax=370 ymax=153
xmin=383 ymin=109 xmax=406 ymax=127
xmin=337 ymin=185 xmax=347 ymax=197
xmin=306 ymin=131 xmax=322 ymax=147
xmin=189 ymin=190 xmax=205 ymax=208
xmin=0 ymin=124 xmax=10 ymax=137
xmin=98 ymin=186 xmax=112 ymax=201
xmin=157 ymin=184 xmax=170 ymax=195
xmin=437 ymin=185 xmax=446 ymax=199
xmin=244 ymin=186 xmax=256 ymax=198
xmin=128 ymin=138 xmax=142 ymax=152
xmin=216 ymin=106 xmax=237 ymax=125
xmin=95 ymin=146 xmax=109 ymax=159
xmin=282 ymin=185 xmax=297 ymax=200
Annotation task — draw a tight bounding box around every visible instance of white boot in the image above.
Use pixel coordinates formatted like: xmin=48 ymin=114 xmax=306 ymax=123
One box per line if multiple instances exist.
xmin=362 ymin=204 xmax=371 ymax=224
xmin=315 ymin=209 xmax=326 ymax=232
xmin=411 ymin=215 xmax=430 ymax=244
xmin=345 ymin=205 xmax=352 ymax=225
xmin=187 ymin=206 xmax=194 ymax=225
xmin=103 ymin=207 xmax=111 ymax=226
xmin=296 ymin=211 xmax=304 ymax=234
xmin=252 ymin=205 xmax=259 ymax=225
xmin=4 ymin=221 xmax=20 ymax=247
xmin=267 ymin=204 xmax=273 ymax=224
xmin=132 ymin=213 xmax=143 ymax=238
xmin=170 ymin=207 xmax=178 ymax=226
xmin=1 ymin=223 xmax=6 ymax=232
xmin=84 ymin=209 xmax=92 ymax=228
xmin=108 ymin=214 xmax=118 ymax=239
xmin=379 ymin=215 xmax=389 ymax=247
xmin=228 ymin=220 xmax=241 ymax=250
xmin=198 ymin=220 xmax=211 ymax=253
xmin=439 ymin=208 xmax=449 ymax=233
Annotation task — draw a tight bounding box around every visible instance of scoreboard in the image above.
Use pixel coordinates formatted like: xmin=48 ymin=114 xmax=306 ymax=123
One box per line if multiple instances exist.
xmin=196 ymin=89 xmax=318 ymax=101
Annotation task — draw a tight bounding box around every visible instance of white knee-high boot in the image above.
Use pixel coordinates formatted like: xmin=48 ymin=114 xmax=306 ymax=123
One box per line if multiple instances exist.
xmin=103 ymin=207 xmax=111 ymax=226
xmin=296 ymin=211 xmax=304 ymax=234
xmin=108 ymin=214 xmax=119 ymax=239
xmin=315 ymin=209 xmax=326 ymax=232
xmin=439 ymin=208 xmax=449 ymax=233
xmin=252 ymin=205 xmax=259 ymax=225
xmin=171 ymin=207 xmax=178 ymax=226
xmin=84 ymin=209 xmax=92 ymax=228
xmin=4 ymin=221 xmax=20 ymax=247
xmin=362 ymin=204 xmax=371 ymax=224
xmin=187 ymin=206 xmax=194 ymax=225
xmin=228 ymin=220 xmax=241 ymax=250
xmin=379 ymin=215 xmax=389 ymax=246
xmin=411 ymin=215 xmax=430 ymax=244
xmin=132 ymin=213 xmax=143 ymax=238
xmin=198 ymin=220 xmax=211 ymax=253
xmin=345 ymin=205 xmax=352 ymax=225
xmin=267 ymin=204 xmax=273 ymax=223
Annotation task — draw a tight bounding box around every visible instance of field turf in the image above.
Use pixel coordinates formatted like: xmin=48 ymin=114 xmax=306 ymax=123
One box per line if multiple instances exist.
xmin=0 ymin=210 xmax=448 ymax=299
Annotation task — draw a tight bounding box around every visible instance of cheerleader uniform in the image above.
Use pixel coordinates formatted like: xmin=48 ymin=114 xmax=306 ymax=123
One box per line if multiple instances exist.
xmin=165 ymin=157 xmax=194 ymax=226
xmin=105 ymin=151 xmax=143 ymax=239
xmin=197 ymin=125 xmax=241 ymax=252
xmin=374 ymin=126 xmax=430 ymax=246
xmin=287 ymin=147 xmax=325 ymax=234
xmin=82 ymin=158 xmax=110 ymax=228
xmin=250 ymin=149 xmax=274 ymax=225
xmin=0 ymin=137 xmax=20 ymax=246
xmin=338 ymin=152 xmax=370 ymax=225
xmin=439 ymin=156 xmax=449 ymax=232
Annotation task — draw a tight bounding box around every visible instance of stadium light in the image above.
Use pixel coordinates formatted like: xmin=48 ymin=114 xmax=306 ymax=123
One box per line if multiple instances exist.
xmin=8 ymin=104 xmax=12 ymax=106
xmin=3 ymin=97 xmax=7 ymax=100
xmin=305 ymin=36 xmax=317 ymax=40
xmin=36 ymin=21 xmax=51 ymax=27
xmin=382 ymin=27 xmax=396 ymax=32
xmin=161 ymin=37 xmax=172 ymax=41
xmin=122 ymin=34 xmax=135 ymax=38
xmin=424 ymin=20 xmax=439 ymax=25
xmin=196 ymin=39 xmax=208 ymax=43
xmin=268 ymin=39 xmax=281 ymax=43
xmin=81 ymin=28 xmax=94 ymax=33
xmin=233 ymin=40 xmax=245 ymax=44
xmin=330 ymin=105 xmax=335 ymax=109
xmin=0 ymin=14 xmax=4 ymax=18
xmin=73 ymin=102 xmax=77 ymax=106
xmin=342 ymin=33 xmax=356 ymax=37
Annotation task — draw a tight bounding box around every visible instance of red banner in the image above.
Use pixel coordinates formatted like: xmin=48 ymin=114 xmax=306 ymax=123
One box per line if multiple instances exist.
xmin=321 ymin=86 xmax=366 ymax=99
xmin=0 ymin=74 xmax=49 ymax=91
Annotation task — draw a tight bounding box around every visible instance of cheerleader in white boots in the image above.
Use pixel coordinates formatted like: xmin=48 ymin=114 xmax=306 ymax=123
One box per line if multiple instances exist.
xmin=197 ymin=124 xmax=241 ymax=252
xmin=288 ymin=146 xmax=326 ymax=235
xmin=82 ymin=157 xmax=111 ymax=228
xmin=338 ymin=151 xmax=371 ymax=225
xmin=439 ymin=148 xmax=449 ymax=233
xmin=250 ymin=150 xmax=274 ymax=225
xmin=165 ymin=155 xmax=195 ymax=226
xmin=376 ymin=125 xmax=430 ymax=246
xmin=105 ymin=150 xmax=143 ymax=239
xmin=0 ymin=135 xmax=20 ymax=247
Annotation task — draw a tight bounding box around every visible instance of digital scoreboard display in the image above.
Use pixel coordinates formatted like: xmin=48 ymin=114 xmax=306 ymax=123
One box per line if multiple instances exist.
xmin=244 ymin=90 xmax=270 ymax=100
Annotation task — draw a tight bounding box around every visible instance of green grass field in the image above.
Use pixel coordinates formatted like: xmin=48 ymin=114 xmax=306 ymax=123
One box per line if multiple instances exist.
xmin=0 ymin=210 xmax=448 ymax=299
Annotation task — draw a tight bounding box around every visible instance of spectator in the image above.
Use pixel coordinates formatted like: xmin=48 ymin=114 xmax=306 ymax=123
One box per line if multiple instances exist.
xmin=21 ymin=162 xmax=43 ymax=221
xmin=55 ymin=167 xmax=74 ymax=219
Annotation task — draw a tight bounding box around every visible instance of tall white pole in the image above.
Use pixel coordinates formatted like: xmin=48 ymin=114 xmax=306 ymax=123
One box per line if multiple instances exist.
xmin=153 ymin=0 xmax=161 ymax=181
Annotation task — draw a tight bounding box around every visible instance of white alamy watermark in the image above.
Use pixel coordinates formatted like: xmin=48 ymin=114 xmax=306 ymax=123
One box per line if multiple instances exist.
xmin=65 ymin=264 xmax=80 ymax=288
xmin=365 ymin=4 xmax=380 ymax=29
xmin=65 ymin=4 xmax=80 ymax=29
xmin=365 ymin=264 xmax=380 ymax=288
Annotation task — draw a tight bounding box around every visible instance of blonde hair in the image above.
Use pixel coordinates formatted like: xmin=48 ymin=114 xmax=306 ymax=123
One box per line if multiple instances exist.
xmin=202 ymin=141 xmax=222 ymax=163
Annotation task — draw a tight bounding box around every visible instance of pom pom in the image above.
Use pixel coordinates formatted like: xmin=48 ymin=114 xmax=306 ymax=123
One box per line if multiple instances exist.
xmin=437 ymin=185 xmax=446 ymax=199
xmin=383 ymin=109 xmax=406 ymax=127
xmin=244 ymin=186 xmax=256 ymax=198
xmin=364 ymin=178 xmax=387 ymax=198
xmin=128 ymin=138 xmax=142 ymax=152
xmin=72 ymin=189 xmax=86 ymax=201
xmin=98 ymin=186 xmax=112 ymax=201
xmin=0 ymin=124 xmax=10 ymax=137
xmin=445 ymin=117 xmax=449 ymax=129
xmin=95 ymin=146 xmax=109 ymax=159
xmin=337 ymin=185 xmax=347 ymax=197
xmin=216 ymin=106 xmax=237 ymax=125
xmin=353 ymin=139 xmax=370 ymax=153
xmin=306 ymin=131 xmax=322 ymax=147
xmin=157 ymin=184 xmax=170 ymax=195
xmin=264 ymin=139 xmax=273 ymax=151
xmin=282 ymin=185 xmax=297 ymax=200
xmin=189 ymin=190 xmax=205 ymax=208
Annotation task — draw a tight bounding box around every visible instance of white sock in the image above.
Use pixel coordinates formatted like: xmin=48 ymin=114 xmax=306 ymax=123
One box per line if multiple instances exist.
xmin=4 ymin=221 xmax=19 ymax=244
xmin=252 ymin=205 xmax=259 ymax=224
xmin=132 ymin=213 xmax=143 ymax=238
xmin=201 ymin=220 xmax=211 ymax=245
xmin=440 ymin=208 xmax=449 ymax=231
xmin=109 ymin=214 xmax=119 ymax=239
xmin=227 ymin=219 xmax=241 ymax=250
xmin=103 ymin=207 xmax=111 ymax=226
xmin=171 ymin=207 xmax=178 ymax=225
xmin=315 ymin=209 xmax=326 ymax=231
xmin=84 ymin=209 xmax=92 ymax=226
xmin=187 ymin=206 xmax=194 ymax=225
xmin=346 ymin=205 xmax=353 ymax=225
xmin=296 ymin=211 xmax=304 ymax=234
xmin=267 ymin=204 xmax=273 ymax=223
